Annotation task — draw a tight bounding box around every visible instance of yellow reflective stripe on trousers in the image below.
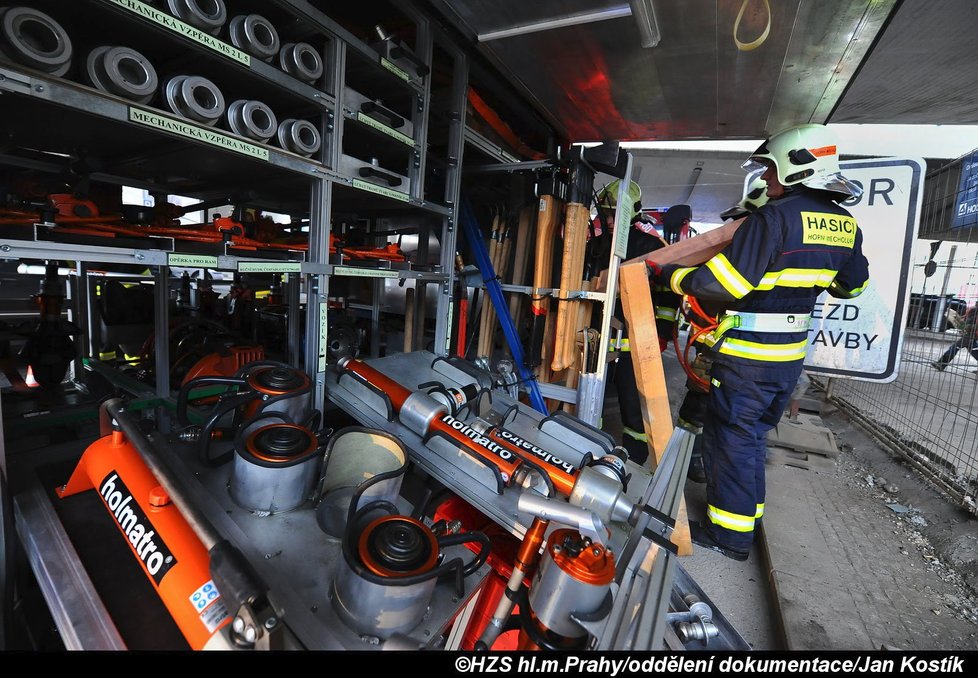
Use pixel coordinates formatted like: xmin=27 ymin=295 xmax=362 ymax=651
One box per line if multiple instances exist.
xmin=623 ymin=426 xmax=648 ymax=442
xmin=755 ymin=268 xmax=838 ymax=290
xmin=705 ymin=253 xmax=752 ymax=299
xmin=610 ymin=338 xmax=630 ymax=351
xmin=670 ymin=267 xmax=696 ymax=294
xmin=718 ymin=337 xmax=809 ymax=362
xmin=707 ymin=504 xmax=756 ymax=532
xmin=755 ymin=503 xmax=764 ymax=519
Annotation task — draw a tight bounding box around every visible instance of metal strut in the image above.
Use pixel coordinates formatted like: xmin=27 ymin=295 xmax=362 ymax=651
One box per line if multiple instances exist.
xmin=459 ymin=199 xmax=548 ymax=414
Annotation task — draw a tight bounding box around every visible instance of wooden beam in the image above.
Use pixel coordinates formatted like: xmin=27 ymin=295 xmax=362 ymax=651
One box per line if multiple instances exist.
xmin=595 ymin=216 xmax=746 ymax=293
xmin=618 ymin=260 xmax=692 ymax=556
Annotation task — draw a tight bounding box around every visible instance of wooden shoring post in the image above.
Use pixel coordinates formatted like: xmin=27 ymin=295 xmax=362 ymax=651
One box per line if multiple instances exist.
xmin=618 ymin=260 xmax=692 ymax=555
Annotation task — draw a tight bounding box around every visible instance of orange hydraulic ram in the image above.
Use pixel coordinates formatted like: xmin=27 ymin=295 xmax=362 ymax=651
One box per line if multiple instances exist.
xmin=58 ymin=398 xmax=289 ymax=650
xmin=338 ymin=357 xmax=578 ymax=496
xmin=58 ymin=428 xmax=231 ymax=650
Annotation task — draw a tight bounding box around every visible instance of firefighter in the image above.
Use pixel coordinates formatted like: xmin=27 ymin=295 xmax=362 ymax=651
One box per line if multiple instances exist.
xmin=648 ymin=124 xmax=870 ymax=560
xmin=593 ymin=180 xmax=681 ymax=466
xmin=678 ymin=177 xmax=770 ymax=484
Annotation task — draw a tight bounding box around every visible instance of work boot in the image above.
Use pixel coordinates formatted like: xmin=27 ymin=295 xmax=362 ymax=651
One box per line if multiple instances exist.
xmin=689 ymin=520 xmax=749 ymax=561
xmin=687 ymin=453 xmax=706 ymax=484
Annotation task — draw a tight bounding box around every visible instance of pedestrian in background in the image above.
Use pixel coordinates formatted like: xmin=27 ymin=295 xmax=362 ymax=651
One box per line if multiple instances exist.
xmin=932 ymin=305 xmax=978 ymax=371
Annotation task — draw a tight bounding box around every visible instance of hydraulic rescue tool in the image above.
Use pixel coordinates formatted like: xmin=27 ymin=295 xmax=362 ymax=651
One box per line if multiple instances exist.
xmin=335 ymin=357 xmax=678 ymax=546
xmin=59 ymin=398 xmax=297 ymax=650
xmin=176 ymin=360 xmax=317 ymax=467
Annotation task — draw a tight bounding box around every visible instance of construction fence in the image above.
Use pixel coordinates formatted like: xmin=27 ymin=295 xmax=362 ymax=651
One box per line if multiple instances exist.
xmin=811 ymin=150 xmax=978 ymax=513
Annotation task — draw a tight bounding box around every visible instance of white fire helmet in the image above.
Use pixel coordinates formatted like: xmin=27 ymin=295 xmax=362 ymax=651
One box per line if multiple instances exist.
xmin=741 ymin=124 xmax=862 ymax=200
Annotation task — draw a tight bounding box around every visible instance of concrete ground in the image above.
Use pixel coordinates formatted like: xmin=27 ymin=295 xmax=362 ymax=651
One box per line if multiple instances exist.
xmin=602 ymin=348 xmax=978 ymax=651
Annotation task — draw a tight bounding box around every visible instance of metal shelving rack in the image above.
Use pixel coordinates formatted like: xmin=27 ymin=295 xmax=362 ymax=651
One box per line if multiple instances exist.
xmin=0 ymin=0 xmax=472 ymax=410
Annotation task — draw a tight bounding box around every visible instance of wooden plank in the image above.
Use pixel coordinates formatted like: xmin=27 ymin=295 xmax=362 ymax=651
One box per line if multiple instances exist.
xmin=618 ymin=260 xmax=692 ymax=555
xmin=506 ymin=205 xmax=535 ymax=332
xmin=552 ymin=202 xmax=590 ymax=372
xmin=594 ymin=216 xmax=746 ymax=293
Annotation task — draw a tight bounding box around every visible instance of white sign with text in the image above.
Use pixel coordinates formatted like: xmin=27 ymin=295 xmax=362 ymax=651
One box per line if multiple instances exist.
xmin=803 ymin=158 xmax=924 ymax=382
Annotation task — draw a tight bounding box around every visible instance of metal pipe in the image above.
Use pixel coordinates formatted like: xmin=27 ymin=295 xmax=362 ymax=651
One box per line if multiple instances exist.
xmin=476 ymin=517 xmax=549 ymax=650
xmin=103 ymin=398 xmax=222 ymax=550
xmin=477 ymin=5 xmax=632 ymax=42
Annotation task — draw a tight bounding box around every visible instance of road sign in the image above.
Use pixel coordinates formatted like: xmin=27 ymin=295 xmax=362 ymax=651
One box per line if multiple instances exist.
xmin=805 ymin=158 xmax=924 ymax=382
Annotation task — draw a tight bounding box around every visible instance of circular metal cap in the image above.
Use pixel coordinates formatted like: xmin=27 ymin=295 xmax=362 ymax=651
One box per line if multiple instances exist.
xmin=249 ymin=424 xmax=315 ymax=461
xmin=250 ymin=366 xmax=306 ymax=393
xmin=547 ymin=528 xmax=616 ymax=586
xmin=358 ymin=515 xmax=439 ymax=577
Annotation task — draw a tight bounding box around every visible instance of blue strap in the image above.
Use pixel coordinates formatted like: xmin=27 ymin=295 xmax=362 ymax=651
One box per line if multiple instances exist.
xmin=459 ymin=199 xmax=548 ymax=414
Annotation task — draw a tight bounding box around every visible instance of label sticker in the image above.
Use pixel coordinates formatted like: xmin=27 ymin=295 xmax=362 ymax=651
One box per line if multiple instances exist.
xmin=352 ymin=179 xmax=410 ymax=202
xmin=380 ymin=57 xmax=411 ymax=81
xmin=130 ymin=108 xmax=269 ymax=161
xmin=800 ymin=211 xmax=858 ymax=248
xmin=356 ymin=112 xmax=414 ymax=146
xmin=99 ymin=472 xmax=178 ymax=584
xmin=332 ymin=266 xmax=399 ymax=278
xmin=237 ymin=261 xmax=302 ymax=273
xmin=318 ymin=301 xmax=329 ymax=372
xmin=109 ymin=0 xmax=250 ymax=65
xmin=168 ymin=253 xmax=218 ymax=268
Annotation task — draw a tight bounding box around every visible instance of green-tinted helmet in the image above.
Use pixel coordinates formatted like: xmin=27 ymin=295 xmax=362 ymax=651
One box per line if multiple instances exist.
xmin=596 ymin=179 xmax=642 ymax=215
xmin=741 ymin=177 xmax=769 ymax=211
xmin=719 ymin=177 xmax=769 ymax=221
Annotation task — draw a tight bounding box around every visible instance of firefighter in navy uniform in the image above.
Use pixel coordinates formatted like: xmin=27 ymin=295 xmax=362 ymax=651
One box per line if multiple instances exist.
xmin=648 ymin=124 xmax=870 ymax=560
xmin=677 ymin=177 xmax=770 ymax=484
xmin=593 ymin=180 xmax=681 ymax=466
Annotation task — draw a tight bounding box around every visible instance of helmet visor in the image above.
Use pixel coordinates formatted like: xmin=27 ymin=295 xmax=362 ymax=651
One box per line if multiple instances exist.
xmin=741 ymin=158 xmax=769 ymax=174
xmin=804 ymin=172 xmax=863 ymax=199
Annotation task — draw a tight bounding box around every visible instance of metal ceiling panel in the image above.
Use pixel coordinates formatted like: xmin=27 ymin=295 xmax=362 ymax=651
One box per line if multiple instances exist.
xmin=426 ymin=1 xmax=898 ymax=143
xmin=830 ymin=0 xmax=978 ymax=125
xmin=605 ymin=149 xmax=751 ymax=224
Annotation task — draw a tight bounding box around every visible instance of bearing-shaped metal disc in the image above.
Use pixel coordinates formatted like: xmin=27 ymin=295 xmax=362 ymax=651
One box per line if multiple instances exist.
xmin=167 ymin=0 xmax=226 ymax=36
xmin=276 ymin=118 xmax=322 ymax=157
xmin=164 ymin=74 xmax=225 ymax=125
xmin=228 ymin=14 xmax=279 ymax=62
xmin=278 ymin=42 xmax=323 ymax=84
xmin=227 ymin=99 xmax=278 ymax=141
xmin=0 ymin=7 xmax=73 ymax=77
xmin=86 ymin=45 xmax=158 ymax=103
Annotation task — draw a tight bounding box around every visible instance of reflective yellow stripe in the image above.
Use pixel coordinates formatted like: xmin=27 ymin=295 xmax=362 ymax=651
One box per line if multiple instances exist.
xmin=718 ymin=337 xmax=808 ymax=362
xmin=623 ymin=426 xmax=648 ymax=442
xmin=707 ymin=505 xmax=756 ymax=533
xmin=849 ymin=281 xmax=868 ymax=295
xmin=705 ymin=253 xmax=753 ymax=299
xmin=755 ymin=504 xmax=765 ymax=519
xmin=610 ymin=338 xmax=630 ymax=351
xmin=755 ymin=268 xmax=838 ymax=290
xmin=655 ymin=306 xmax=677 ymax=321
xmin=670 ymin=267 xmax=696 ymax=294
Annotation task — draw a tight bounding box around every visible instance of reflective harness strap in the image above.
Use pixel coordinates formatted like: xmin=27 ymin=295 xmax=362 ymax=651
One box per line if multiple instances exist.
xmin=700 ymin=312 xmax=812 ymax=360
xmin=716 ymin=311 xmax=812 ymax=336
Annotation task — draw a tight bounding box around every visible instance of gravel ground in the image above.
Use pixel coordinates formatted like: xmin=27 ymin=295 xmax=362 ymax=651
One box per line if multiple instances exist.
xmin=820 ymin=407 xmax=978 ymax=646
